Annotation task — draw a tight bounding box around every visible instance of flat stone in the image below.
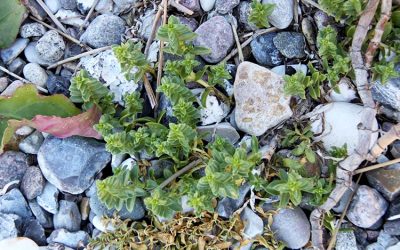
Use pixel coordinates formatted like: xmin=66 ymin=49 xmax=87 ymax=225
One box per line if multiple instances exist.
xmin=1 ymin=80 xmax=24 ymax=96
xmin=23 ymin=63 xmax=48 ymax=88
xmin=241 ymin=207 xmax=264 ymax=239
xmin=38 ymin=136 xmax=111 ymax=194
xmin=0 ymin=38 xmax=29 ymax=64
xmin=310 ymin=102 xmax=379 ymax=154
xmin=21 ymin=167 xmax=45 ymax=200
xmin=250 ymin=32 xmax=283 ymax=67
xmin=333 ymin=182 xmax=358 ymax=213
xmin=175 ymin=16 xmax=199 ymax=31
xmin=8 ymin=58 xmax=26 ymax=75
xmin=215 ymin=0 xmax=239 ymax=14
xmin=234 ymin=62 xmax=292 ymax=136
xmin=37 ymin=182 xmax=59 ymax=214
xmin=0 ymin=237 xmax=40 ymax=249
xmin=89 ymin=187 xmax=145 ymax=220
xmin=54 ymin=200 xmax=81 ymax=232
xmin=0 ymin=151 xmax=29 ymax=189
xmin=0 ymin=188 xmax=33 ymax=219
xmin=197 ymin=122 xmax=240 ymax=144
xmin=24 ymin=42 xmax=52 ymax=66
xmin=180 ymin=0 xmax=201 ymax=11
xmin=238 ymin=1 xmax=257 ymax=31
xmin=29 ymin=200 xmax=53 ymax=228
xmin=371 ymin=63 xmax=400 ymax=112
xmin=366 ymin=155 xmax=400 ymax=201
xmin=194 ymin=16 xmax=234 ymax=63
xmin=47 ymin=229 xmax=89 ymax=248
xmin=139 ymin=10 xmax=161 ymax=40
xmin=55 ymin=9 xmax=85 ymax=28
xmin=0 ymin=213 xmax=19 ymax=241
xmin=262 ymin=0 xmax=293 ymax=29
xmin=347 ymin=185 xmax=388 ymax=229
xmin=271 ymin=207 xmax=310 ymax=249
xmin=217 ymin=184 xmax=250 ymax=218
xmin=36 ymin=31 xmax=65 ymax=63
xmin=200 ymin=0 xmax=215 ymax=11
xmin=19 ymin=131 xmax=45 ymax=154
xmin=391 ymin=141 xmax=400 ymax=158
xmin=22 ymin=219 xmax=46 ymax=246
xmin=336 ymin=230 xmax=358 ymax=250
xmin=60 ymin=0 xmax=77 ymax=9
xmin=273 ymin=32 xmax=306 ymax=59
xmin=80 ymin=14 xmax=125 ymax=48
xmin=45 ymin=0 xmax=61 ymax=13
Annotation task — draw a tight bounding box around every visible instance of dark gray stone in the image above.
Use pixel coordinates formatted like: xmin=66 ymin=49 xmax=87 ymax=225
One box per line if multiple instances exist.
xmin=80 ymin=14 xmax=126 ymax=48
xmin=391 ymin=141 xmax=400 ymax=158
xmin=180 ymin=0 xmax=201 ymax=12
xmin=22 ymin=219 xmax=47 ymax=245
xmin=54 ymin=200 xmax=81 ymax=232
xmin=0 ymin=188 xmax=33 ymax=219
xmin=90 ymin=186 xmax=145 ymax=220
xmin=371 ymin=63 xmax=400 ymax=112
xmin=250 ymin=32 xmax=283 ymax=67
xmin=271 ymin=207 xmax=310 ymax=249
xmin=21 ymin=166 xmax=45 ymax=200
xmin=273 ymin=32 xmax=306 ymax=59
xmin=38 ymin=136 xmax=111 ymax=194
xmin=47 ymin=229 xmax=90 ymax=248
xmin=0 ymin=151 xmax=29 ymax=189
xmin=175 ymin=16 xmax=199 ymax=31
xmin=194 ymin=16 xmax=234 ymax=63
xmin=238 ymin=1 xmax=257 ymax=31
xmin=19 ymin=130 xmax=45 ymax=154
xmin=215 ymin=0 xmax=239 ymax=14
xmin=20 ymin=23 xmax=46 ymax=38
xmin=336 ymin=230 xmax=358 ymax=250
xmin=197 ymin=122 xmax=240 ymax=144
xmin=0 ymin=38 xmax=29 ymax=64
xmin=60 ymin=0 xmax=77 ymax=9
xmin=217 ymin=184 xmax=250 ymax=218
xmin=347 ymin=185 xmax=388 ymax=229
xmin=29 ymin=200 xmax=53 ymax=228
xmin=37 ymin=182 xmax=59 ymax=214
xmin=46 ymin=75 xmax=71 ymax=96
xmin=8 ymin=58 xmax=26 ymax=75
xmin=0 ymin=213 xmax=19 ymax=241
xmin=241 ymin=207 xmax=264 ymax=239
xmin=384 ymin=220 xmax=400 ymax=236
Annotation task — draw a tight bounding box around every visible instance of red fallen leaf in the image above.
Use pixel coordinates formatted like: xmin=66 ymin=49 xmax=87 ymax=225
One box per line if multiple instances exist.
xmin=30 ymin=105 xmax=102 ymax=139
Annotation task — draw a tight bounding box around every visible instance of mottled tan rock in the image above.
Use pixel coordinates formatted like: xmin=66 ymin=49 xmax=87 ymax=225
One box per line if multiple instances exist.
xmin=234 ymin=62 xmax=292 ymax=136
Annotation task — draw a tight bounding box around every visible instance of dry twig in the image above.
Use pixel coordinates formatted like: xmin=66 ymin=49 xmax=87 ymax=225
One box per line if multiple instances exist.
xmin=365 ymin=0 xmax=392 ymax=67
xmin=169 ymin=0 xmax=194 ymax=15
xmin=310 ymin=0 xmax=388 ymax=248
xmin=35 ymin=0 xmax=68 ymax=33
xmin=47 ymin=46 xmax=111 ymax=69
xmin=80 ymin=0 xmax=100 ymax=31
xmin=0 ymin=65 xmax=48 ymax=93
xmin=29 ymin=16 xmax=91 ymax=50
xmin=144 ymin=4 xmax=165 ymax=57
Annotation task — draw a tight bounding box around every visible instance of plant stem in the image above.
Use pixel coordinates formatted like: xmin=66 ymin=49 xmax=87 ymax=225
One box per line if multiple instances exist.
xmin=157 ymin=159 xmax=203 ymax=190
xmin=354 ymin=158 xmax=400 ymax=174
xmin=196 ymin=79 xmax=231 ymax=105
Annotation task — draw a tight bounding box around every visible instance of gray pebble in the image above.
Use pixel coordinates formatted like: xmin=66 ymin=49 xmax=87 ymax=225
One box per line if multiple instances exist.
xmin=20 ymin=23 xmax=47 ymax=38
xmin=36 ymin=30 xmax=65 ymax=62
xmin=54 ymin=200 xmax=81 ymax=231
xmin=21 ymin=166 xmax=45 ymax=200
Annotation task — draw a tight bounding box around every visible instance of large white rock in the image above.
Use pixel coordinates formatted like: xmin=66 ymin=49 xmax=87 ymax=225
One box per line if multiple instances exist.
xmin=309 ymin=102 xmax=379 ymax=154
xmin=0 ymin=237 xmax=39 ymax=250
xmin=234 ymin=61 xmax=292 ymax=136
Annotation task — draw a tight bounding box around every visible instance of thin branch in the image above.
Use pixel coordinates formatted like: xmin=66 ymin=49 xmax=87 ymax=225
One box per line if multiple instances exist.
xmin=223 ymin=27 xmax=278 ymax=62
xmin=369 ymin=123 xmax=400 ymax=159
xmin=30 ymin=16 xmax=91 ymax=50
xmin=326 ymin=174 xmax=362 ymax=250
xmin=144 ymin=4 xmax=165 ymax=57
xmin=80 ymin=0 xmax=100 ymax=31
xmin=365 ymin=0 xmax=392 ymax=68
xmin=155 ymin=0 xmax=169 ymax=109
xmin=0 ymin=65 xmax=48 ymax=93
xmin=355 ymin=158 xmax=400 ymax=174
xmin=158 ymin=159 xmax=203 ymax=190
xmin=169 ymin=0 xmax=194 ymax=15
xmin=142 ymin=74 xmax=158 ymax=109
xmin=230 ymin=22 xmax=244 ymax=63
xmin=47 ymin=46 xmax=112 ymax=69
xmin=35 ymin=0 xmax=68 ymax=33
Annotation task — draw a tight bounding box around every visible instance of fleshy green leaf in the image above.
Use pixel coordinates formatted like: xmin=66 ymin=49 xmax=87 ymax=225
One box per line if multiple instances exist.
xmin=0 ymin=0 xmax=26 ymax=48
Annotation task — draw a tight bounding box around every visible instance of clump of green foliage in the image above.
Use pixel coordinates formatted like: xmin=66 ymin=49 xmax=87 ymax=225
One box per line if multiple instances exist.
xmin=284 ymin=26 xmax=351 ymax=99
xmin=69 ymin=16 xmax=264 ymax=219
xmin=249 ymin=0 xmax=275 ymax=28
xmin=319 ymin=0 xmax=366 ymax=22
